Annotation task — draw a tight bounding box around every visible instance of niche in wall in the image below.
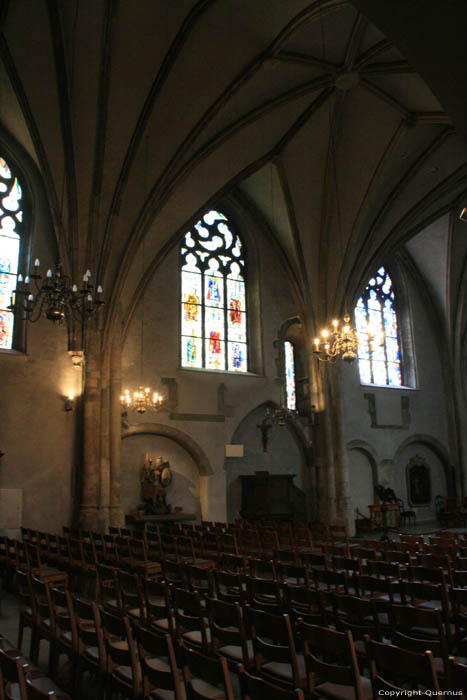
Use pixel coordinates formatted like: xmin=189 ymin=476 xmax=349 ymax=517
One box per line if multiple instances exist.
xmin=120 ymin=434 xmax=201 ymax=520
xmin=393 ymin=441 xmax=447 ymax=521
xmin=226 ymin=402 xmax=306 ymax=522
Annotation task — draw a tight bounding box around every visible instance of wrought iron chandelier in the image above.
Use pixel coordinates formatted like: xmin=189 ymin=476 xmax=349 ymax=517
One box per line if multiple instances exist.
xmin=8 ymin=258 xmax=103 ymax=333
xmin=313 ymin=314 xmax=359 ymax=363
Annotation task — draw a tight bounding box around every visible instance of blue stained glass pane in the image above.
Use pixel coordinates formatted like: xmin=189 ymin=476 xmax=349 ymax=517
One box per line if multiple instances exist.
xmin=228 ymin=341 xmax=247 ymax=372
xmin=284 ymin=341 xmax=296 ymax=410
xmin=355 ymin=265 xmax=403 ymax=387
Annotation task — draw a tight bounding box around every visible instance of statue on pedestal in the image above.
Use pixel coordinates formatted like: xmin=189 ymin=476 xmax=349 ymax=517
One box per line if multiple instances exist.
xmin=140 ymin=454 xmax=173 ymax=514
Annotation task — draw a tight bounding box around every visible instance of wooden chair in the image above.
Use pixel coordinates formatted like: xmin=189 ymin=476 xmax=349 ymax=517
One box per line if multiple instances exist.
xmin=238 ymin=666 xmax=305 ymax=700
xmin=244 ymin=576 xmax=282 ymax=614
xmin=129 ymin=537 xmax=161 ymax=579
xmin=117 ymin=569 xmax=145 ymax=623
xmin=245 ymin=606 xmax=306 ymax=692
xmin=447 ymin=656 xmax=467 ymax=697
xmin=173 ymin=588 xmax=210 ymax=654
xmin=144 ymin=578 xmax=175 ymax=637
xmin=72 ymin=595 xmax=106 ymax=698
xmin=15 ymin=570 xmax=35 ymax=658
xmin=101 ymin=610 xmax=140 ymax=699
xmin=207 ymin=597 xmax=253 ymax=670
xmin=186 ymin=564 xmax=215 ymax=597
xmin=29 ymin=577 xmax=55 ymax=674
xmin=297 ymin=620 xmax=372 ymax=699
xmin=49 ymin=586 xmax=78 ymax=686
xmin=330 ymin=593 xmax=381 ymax=661
xmin=136 ymin=627 xmax=183 ymax=700
xmin=365 ymin=636 xmax=441 ymax=694
xmin=213 ymin=570 xmax=246 ymax=604
xmin=282 ymin=584 xmax=326 ymax=626
xmin=179 ymin=642 xmax=235 ymax=700
xmin=389 ymin=603 xmax=450 ymax=678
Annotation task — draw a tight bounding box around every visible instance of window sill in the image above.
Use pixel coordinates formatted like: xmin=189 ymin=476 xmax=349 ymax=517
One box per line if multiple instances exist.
xmin=0 ymin=348 xmax=27 ymax=357
xmin=177 ymin=366 xmax=263 ymax=378
xmin=360 ymin=382 xmax=417 ymax=391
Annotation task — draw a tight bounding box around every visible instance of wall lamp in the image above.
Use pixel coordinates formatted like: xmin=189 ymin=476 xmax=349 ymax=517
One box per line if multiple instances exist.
xmin=63 ymin=394 xmax=75 ymax=412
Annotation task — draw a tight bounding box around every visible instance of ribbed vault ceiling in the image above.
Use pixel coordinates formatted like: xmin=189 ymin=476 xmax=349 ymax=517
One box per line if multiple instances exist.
xmin=1 ymin=0 xmax=466 ymax=339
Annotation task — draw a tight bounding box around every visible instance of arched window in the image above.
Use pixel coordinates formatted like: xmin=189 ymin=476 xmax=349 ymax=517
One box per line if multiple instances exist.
xmin=181 ymin=209 xmax=247 ymax=372
xmin=0 ymin=156 xmax=23 ymax=350
xmin=354 ymin=266 xmax=403 ymax=387
xmin=284 ymin=340 xmax=296 ymax=410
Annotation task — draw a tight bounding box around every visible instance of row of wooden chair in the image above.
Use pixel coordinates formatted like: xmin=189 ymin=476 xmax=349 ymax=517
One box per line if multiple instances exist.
xmin=12 ymin=567 xmax=467 ymax=699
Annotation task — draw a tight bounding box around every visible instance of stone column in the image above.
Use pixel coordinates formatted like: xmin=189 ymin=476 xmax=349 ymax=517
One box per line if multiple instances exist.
xmin=109 ymin=331 xmax=124 ymax=527
xmin=78 ymin=326 xmax=101 ymax=530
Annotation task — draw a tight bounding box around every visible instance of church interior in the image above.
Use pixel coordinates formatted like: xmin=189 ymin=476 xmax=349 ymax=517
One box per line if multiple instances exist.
xmin=1 ymin=0 xmax=467 ymax=696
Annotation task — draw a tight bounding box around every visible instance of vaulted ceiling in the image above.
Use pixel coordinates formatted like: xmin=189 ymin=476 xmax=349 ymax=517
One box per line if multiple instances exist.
xmin=1 ymin=0 xmax=466 ymax=340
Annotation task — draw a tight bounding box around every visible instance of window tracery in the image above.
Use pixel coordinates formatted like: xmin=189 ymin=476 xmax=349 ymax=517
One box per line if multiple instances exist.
xmin=0 ymin=156 xmax=23 ymax=350
xmin=355 ymin=266 xmax=402 ymax=387
xmin=181 ymin=210 xmax=247 ymax=372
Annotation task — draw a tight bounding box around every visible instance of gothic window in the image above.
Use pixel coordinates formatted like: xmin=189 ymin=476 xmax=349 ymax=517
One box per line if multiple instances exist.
xmin=181 ymin=209 xmax=247 ymax=372
xmin=354 ymin=266 xmax=403 ymax=387
xmin=284 ymin=340 xmax=296 ymax=410
xmin=0 ymin=156 xmax=23 ymax=350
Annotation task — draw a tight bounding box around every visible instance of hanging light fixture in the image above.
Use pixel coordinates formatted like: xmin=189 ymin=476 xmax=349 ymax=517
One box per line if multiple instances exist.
xmin=312 ymin=0 xmax=359 ymax=364
xmin=8 ymin=258 xmax=103 ymax=327
xmin=313 ymin=314 xmax=358 ymax=363
xmin=120 ymin=134 xmax=165 ymax=415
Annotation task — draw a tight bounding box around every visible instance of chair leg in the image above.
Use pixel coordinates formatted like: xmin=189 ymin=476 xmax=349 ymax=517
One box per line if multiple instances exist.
xmin=17 ymin=619 xmax=24 ymax=651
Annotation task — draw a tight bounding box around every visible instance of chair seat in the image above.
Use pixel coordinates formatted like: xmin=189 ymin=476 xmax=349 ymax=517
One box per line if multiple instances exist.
xmin=150 ymin=687 xmax=187 ymax=700
xmin=218 ymin=639 xmax=254 ymax=664
xmin=261 ymin=653 xmax=306 ymax=685
xmin=83 ymin=645 xmax=99 ymax=663
xmin=182 ymin=628 xmax=211 ymax=646
xmin=192 ymin=677 xmax=227 ymax=699
xmin=316 ymin=676 xmax=373 ymax=700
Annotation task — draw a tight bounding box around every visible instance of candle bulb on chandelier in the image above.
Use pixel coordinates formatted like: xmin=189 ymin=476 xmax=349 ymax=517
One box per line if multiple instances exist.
xmin=34 ymin=258 xmax=40 ymax=268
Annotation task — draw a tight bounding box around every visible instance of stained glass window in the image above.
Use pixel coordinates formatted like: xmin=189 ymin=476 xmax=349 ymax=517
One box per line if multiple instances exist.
xmin=284 ymin=340 xmax=296 ymax=410
xmin=181 ymin=210 xmax=247 ymax=372
xmin=0 ymin=156 xmax=23 ymax=350
xmin=354 ymin=266 xmax=402 ymax=387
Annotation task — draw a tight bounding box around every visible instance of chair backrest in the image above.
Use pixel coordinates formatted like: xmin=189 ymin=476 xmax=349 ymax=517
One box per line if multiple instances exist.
xmin=390 ymin=603 xmax=449 ymax=665
xmin=207 ymin=597 xmax=249 ymax=666
xmin=0 ymin=647 xmax=28 ymax=700
xmin=72 ymin=594 xmax=106 ymax=673
xmin=245 ymin=606 xmax=300 ymax=687
xmin=136 ymin=627 xmax=183 ymax=700
xmin=448 ymin=656 xmax=467 ymax=697
xmin=331 ymin=593 xmax=381 ymax=641
xmin=283 ymin=584 xmax=326 ymax=625
xmin=297 ymin=620 xmax=365 ymax=699
xmin=365 ymin=636 xmax=440 ymax=692
xmin=214 ymin=570 xmax=245 ymax=603
xmin=179 ymin=642 xmax=235 ymax=700
xmin=245 ymin=576 xmax=282 ymax=613
xmin=238 ymin=666 xmax=305 ymax=700
xmin=101 ymin=610 xmax=140 ymax=697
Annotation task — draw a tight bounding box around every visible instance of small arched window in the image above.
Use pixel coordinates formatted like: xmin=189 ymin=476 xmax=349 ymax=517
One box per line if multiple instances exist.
xmin=181 ymin=209 xmax=247 ymax=372
xmin=354 ymin=266 xmax=403 ymax=387
xmin=0 ymin=156 xmax=23 ymax=350
xmin=284 ymin=340 xmax=296 ymax=410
